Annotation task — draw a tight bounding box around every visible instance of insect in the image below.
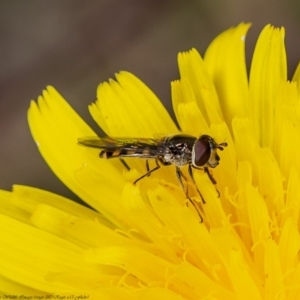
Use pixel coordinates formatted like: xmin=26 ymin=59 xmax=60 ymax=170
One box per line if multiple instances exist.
xmin=78 ymin=134 xmax=227 ymax=221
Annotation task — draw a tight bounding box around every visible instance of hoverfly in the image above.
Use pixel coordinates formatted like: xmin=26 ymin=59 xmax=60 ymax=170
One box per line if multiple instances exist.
xmin=78 ymin=134 xmax=227 ymax=221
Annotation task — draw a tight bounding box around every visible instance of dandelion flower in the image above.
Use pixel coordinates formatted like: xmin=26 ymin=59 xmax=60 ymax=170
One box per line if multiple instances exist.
xmin=1 ymin=23 xmax=300 ymax=299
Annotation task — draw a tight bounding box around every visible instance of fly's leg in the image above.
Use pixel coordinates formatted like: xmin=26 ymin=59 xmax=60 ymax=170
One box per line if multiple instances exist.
xmin=204 ymin=167 xmax=220 ymax=197
xmin=133 ymin=158 xmax=161 ymax=185
xmin=190 ymin=165 xmax=220 ymax=198
xmin=119 ymin=158 xmax=130 ymax=171
xmin=146 ymin=160 xmax=151 ymax=176
xmin=176 ymin=166 xmax=203 ymax=222
xmin=204 ymin=166 xmax=217 ymax=184
xmin=120 ymin=158 xmax=162 ymax=185
xmin=188 ymin=164 xmax=205 ymax=204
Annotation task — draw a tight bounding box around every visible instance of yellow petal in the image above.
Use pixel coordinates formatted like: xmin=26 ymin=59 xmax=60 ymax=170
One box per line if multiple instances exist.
xmin=0 ymin=189 xmax=30 ymax=224
xmin=284 ymin=167 xmax=300 ymax=224
xmin=0 ymin=274 xmax=45 ymax=295
xmin=256 ymin=148 xmax=284 ymax=216
xmin=90 ymin=71 xmax=178 ymax=137
xmin=273 ymin=81 xmax=300 ymax=178
xmin=288 ymin=264 xmax=300 ymax=299
xmin=28 ymin=87 xmax=127 ymax=216
xmin=205 ymin=23 xmax=251 ymax=125
xmin=227 ymin=249 xmax=262 ymax=299
xmin=174 ymin=262 xmax=235 ymax=299
xmin=84 ymin=245 xmax=174 ymax=284
xmin=177 ymin=48 xmax=223 ymax=124
xmin=212 ymin=229 xmax=261 ymax=299
xmin=249 ymin=25 xmax=287 ymax=147
xmin=264 ymin=241 xmax=284 ymax=299
xmin=0 ymin=214 xmax=94 ymax=293
xmin=292 ymin=61 xmax=300 ymax=96
xmin=11 ymin=185 xmax=100 ymax=221
xmin=278 ymin=218 xmax=300 ymax=275
xmin=245 ymin=184 xmax=270 ymax=276
xmin=171 ymin=78 xmax=209 ymax=135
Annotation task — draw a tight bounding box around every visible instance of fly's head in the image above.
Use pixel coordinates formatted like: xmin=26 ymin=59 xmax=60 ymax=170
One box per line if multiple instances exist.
xmin=191 ymin=135 xmax=227 ymax=169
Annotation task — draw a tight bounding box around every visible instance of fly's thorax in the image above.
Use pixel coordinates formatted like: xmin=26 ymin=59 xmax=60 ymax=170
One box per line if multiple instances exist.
xmin=161 ymin=134 xmax=195 ymax=166
xmin=163 ymin=153 xmax=190 ymax=166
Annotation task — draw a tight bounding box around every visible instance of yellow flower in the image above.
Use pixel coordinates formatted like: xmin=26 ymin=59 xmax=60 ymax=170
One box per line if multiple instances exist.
xmin=1 ymin=23 xmax=300 ymax=299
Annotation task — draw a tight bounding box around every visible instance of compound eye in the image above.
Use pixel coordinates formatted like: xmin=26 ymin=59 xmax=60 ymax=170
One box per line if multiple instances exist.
xmin=193 ymin=137 xmax=211 ymax=167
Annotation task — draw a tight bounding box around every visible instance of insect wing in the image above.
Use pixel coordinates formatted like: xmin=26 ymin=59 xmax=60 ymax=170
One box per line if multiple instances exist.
xmin=78 ymin=136 xmax=161 ymax=151
xmin=78 ymin=136 xmax=126 ymax=149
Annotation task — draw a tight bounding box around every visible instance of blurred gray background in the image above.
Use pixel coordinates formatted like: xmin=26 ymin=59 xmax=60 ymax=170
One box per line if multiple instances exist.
xmin=1 ymin=0 xmax=300 ymax=203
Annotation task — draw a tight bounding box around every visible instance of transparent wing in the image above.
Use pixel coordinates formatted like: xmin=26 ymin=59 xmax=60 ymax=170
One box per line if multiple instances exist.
xmin=78 ymin=136 xmax=161 ymax=148
xmin=78 ymin=136 xmax=170 ymax=159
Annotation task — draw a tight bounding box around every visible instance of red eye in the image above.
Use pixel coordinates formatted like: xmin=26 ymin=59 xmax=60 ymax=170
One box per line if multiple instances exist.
xmin=193 ymin=137 xmax=211 ymax=167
